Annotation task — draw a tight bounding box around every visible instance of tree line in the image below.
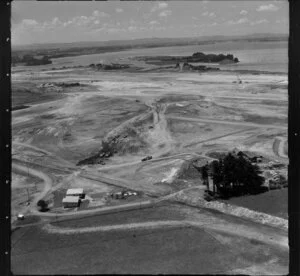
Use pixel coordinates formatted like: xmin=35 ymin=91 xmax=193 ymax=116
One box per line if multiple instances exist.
xmin=12 ymin=54 xmax=52 ymax=66
xmin=200 ymin=152 xmax=266 ymax=199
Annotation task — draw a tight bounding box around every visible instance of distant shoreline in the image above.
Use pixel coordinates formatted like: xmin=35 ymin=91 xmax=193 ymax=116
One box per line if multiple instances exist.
xmin=12 ymin=36 xmax=288 ymax=62
xmin=13 ymin=63 xmax=287 ymax=76
xmin=12 ymin=33 xmax=288 ymax=51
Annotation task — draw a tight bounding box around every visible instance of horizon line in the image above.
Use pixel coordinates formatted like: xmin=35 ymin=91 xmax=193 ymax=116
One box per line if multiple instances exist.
xmin=12 ymin=32 xmax=288 ymax=48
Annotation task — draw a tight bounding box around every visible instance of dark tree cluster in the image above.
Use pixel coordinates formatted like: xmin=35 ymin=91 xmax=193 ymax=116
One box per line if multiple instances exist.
xmin=12 ymin=54 xmax=52 ymax=66
xmin=37 ymin=200 xmax=49 ymax=212
xmin=77 ymin=140 xmax=116 ymax=166
xmin=89 ymin=63 xmax=130 ymax=70
xmin=137 ymin=52 xmax=239 ymax=66
xmin=188 ymin=52 xmax=239 ymax=63
xmin=208 ymin=152 xmax=265 ymax=198
xmin=181 ymin=62 xmax=220 ymax=72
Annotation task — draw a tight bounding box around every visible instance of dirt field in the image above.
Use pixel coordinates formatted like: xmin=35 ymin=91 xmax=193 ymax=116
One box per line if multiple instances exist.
xmin=11 ymin=49 xmax=288 ymax=274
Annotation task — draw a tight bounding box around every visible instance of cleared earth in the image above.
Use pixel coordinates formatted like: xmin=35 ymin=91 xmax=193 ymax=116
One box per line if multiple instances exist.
xmin=12 ymin=43 xmax=288 ymax=274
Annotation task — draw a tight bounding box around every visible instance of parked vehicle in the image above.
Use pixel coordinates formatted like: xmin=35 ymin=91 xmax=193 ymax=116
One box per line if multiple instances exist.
xmin=111 ymin=190 xmax=138 ymax=199
xmin=17 ymin=214 xmax=25 ymax=220
xmin=141 ymin=156 xmax=152 ymax=162
xmin=115 ymin=192 xmax=124 ymax=199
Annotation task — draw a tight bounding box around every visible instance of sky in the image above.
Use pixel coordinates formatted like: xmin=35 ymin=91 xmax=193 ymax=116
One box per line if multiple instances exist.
xmin=12 ymin=1 xmax=289 ymax=45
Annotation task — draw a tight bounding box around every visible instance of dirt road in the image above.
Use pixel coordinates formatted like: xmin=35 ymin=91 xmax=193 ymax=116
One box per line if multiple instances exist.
xmin=169 ymin=115 xmax=287 ymax=130
xmin=12 ymin=163 xmax=53 ymax=215
xmin=13 ymin=142 xmax=53 ymax=156
xmin=12 ymin=141 xmax=76 ymax=167
xmin=30 ymin=199 xmax=161 ymax=219
xmin=273 ymin=137 xmax=288 ymax=159
xmin=146 ymin=101 xmax=174 ymax=156
xmin=183 ymin=127 xmax=255 ymax=148
xmin=42 ymin=217 xmax=288 ymax=250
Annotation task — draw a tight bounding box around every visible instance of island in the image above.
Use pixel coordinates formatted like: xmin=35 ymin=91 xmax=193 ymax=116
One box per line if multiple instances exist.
xmin=134 ymin=52 xmax=239 ymax=66
xmin=12 ymin=54 xmax=52 ymax=66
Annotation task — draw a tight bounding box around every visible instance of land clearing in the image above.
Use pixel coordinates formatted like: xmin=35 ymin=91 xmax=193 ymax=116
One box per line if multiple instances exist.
xmin=12 ymin=42 xmax=288 ymax=274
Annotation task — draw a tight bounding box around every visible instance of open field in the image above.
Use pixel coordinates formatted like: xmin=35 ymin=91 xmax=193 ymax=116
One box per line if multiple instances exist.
xmin=11 ymin=203 xmax=288 ymax=275
xmin=219 ymin=188 xmax=288 ymax=219
xmin=12 ymin=40 xmax=288 ymax=274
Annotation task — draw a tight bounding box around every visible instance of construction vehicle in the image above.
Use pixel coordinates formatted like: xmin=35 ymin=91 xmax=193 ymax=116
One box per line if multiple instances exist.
xmin=141 ymin=156 xmax=152 ymax=162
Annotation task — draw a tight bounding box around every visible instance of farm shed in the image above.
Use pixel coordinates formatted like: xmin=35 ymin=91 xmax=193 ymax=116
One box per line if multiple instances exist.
xmin=62 ymin=196 xmax=80 ymax=208
xmin=66 ymin=188 xmax=85 ymax=199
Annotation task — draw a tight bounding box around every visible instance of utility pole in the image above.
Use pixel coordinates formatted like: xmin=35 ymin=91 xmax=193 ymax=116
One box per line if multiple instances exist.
xmin=26 ymin=187 xmax=30 ymax=204
xmin=26 ymin=161 xmax=31 ymax=204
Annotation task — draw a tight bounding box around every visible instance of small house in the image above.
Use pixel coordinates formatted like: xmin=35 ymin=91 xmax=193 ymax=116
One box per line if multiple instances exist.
xmin=62 ymin=196 xmax=80 ymax=208
xmin=66 ymin=188 xmax=85 ymax=199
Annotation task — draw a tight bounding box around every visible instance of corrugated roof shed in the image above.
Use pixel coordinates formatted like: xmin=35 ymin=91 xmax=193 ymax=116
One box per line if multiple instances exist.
xmin=66 ymin=188 xmax=84 ymax=195
xmin=63 ymin=196 xmax=80 ymax=203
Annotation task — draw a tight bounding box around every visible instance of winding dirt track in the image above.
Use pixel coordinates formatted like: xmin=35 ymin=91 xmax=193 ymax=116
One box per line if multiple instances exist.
xmin=13 ymin=141 xmax=76 ymax=167
xmin=183 ymin=127 xmax=255 ymax=148
xmin=168 ymin=115 xmax=287 ymax=130
xmin=11 ymin=114 xmax=283 ymax=221
xmin=12 ymin=160 xmax=288 ymax=239
xmin=144 ymin=101 xmax=175 ymax=157
xmin=12 ymin=163 xmax=53 ymax=214
xmin=42 ymin=219 xmax=288 ymax=250
xmin=273 ymin=137 xmax=288 ymax=159
xmin=12 ymin=162 xmax=288 ymax=255
xmin=13 ymin=142 xmax=54 ymax=156
xmin=12 ymin=99 xmax=288 ymax=252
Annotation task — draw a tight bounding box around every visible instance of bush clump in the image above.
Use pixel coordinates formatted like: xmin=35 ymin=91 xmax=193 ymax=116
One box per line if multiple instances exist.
xmin=207 ymin=152 xmax=265 ymax=198
xmin=37 ymin=199 xmax=49 ymax=212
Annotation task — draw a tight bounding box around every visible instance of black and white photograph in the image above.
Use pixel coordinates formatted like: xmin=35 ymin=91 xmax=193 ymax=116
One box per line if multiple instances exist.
xmin=9 ymin=0 xmax=290 ymax=274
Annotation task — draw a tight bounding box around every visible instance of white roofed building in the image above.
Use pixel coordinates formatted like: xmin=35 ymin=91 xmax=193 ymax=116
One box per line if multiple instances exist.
xmin=62 ymin=196 xmax=80 ymax=208
xmin=66 ymin=188 xmax=85 ymax=198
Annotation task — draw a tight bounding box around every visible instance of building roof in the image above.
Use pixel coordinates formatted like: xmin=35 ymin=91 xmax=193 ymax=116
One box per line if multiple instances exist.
xmin=63 ymin=196 xmax=80 ymax=203
xmin=66 ymin=188 xmax=84 ymax=195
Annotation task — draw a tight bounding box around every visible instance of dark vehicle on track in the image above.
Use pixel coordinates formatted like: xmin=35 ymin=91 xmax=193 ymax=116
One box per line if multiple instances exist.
xmin=141 ymin=156 xmax=152 ymax=162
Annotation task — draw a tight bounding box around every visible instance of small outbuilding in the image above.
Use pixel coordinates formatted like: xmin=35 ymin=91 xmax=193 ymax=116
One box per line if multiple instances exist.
xmin=62 ymin=196 xmax=80 ymax=208
xmin=66 ymin=188 xmax=85 ymax=199
xmin=17 ymin=214 xmax=25 ymax=220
